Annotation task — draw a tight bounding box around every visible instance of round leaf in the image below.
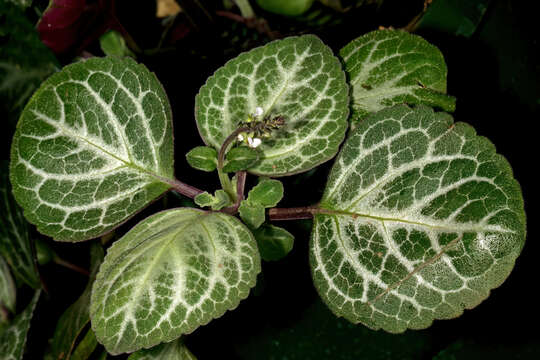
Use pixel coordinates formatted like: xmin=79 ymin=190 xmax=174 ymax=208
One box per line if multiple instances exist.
xmin=238 ymin=201 xmax=266 ymax=229
xmin=246 ymin=179 xmax=284 ymax=208
xmin=195 ymin=35 xmax=349 ymax=176
xmin=253 ymin=225 xmax=294 ymax=261
xmin=10 ymin=57 xmax=175 ymax=242
xmin=223 ymin=146 xmax=260 ymax=173
xmin=340 ymin=30 xmax=456 ymax=125
xmin=90 ymin=208 xmax=261 ymax=355
xmin=311 ymin=105 xmax=525 ymax=333
xmin=186 ymin=146 xmax=218 ymax=172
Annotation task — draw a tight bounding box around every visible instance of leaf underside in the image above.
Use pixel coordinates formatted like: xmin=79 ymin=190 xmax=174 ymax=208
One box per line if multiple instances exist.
xmin=0 ymin=162 xmax=40 ymax=288
xmin=90 ymin=208 xmax=261 ymax=355
xmin=10 ymin=56 xmax=175 ymax=242
xmin=341 ymin=30 xmax=456 ymax=125
xmin=310 ymin=105 xmax=525 ymax=333
xmin=195 ymin=35 xmax=349 ymax=176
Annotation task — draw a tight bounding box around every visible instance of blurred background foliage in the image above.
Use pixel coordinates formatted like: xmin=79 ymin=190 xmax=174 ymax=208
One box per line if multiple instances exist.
xmin=0 ymin=0 xmax=538 ymax=359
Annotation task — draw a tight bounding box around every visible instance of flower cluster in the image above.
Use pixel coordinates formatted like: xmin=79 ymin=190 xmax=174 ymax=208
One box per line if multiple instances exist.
xmin=237 ymin=107 xmax=286 ymax=148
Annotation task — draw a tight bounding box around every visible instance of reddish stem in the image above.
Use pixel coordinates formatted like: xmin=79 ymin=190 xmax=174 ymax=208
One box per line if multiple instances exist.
xmin=268 ymin=206 xmax=319 ymax=221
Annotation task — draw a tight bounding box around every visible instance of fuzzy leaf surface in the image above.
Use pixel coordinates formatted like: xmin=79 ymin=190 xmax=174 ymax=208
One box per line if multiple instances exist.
xmin=246 ymin=179 xmax=284 ymax=208
xmin=223 ymin=146 xmax=260 ymax=173
xmin=10 ymin=56 xmax=175 ymax=242
xmin=0 ymin=161 xmax=40 ymax=288
xmin=341 ymin=30 xmax=455 ymax=125
xmin=90 ymin=208 xmax=261 ymax=354
xmin=51 ymin=243 xmax=104 ymax=360
xmin=311 ymin=105 xmax=525 ymax=333
xmin=253 ymin=225 xmax=294 ymax=261
xmin=185 ymin=146 xmax=217 ymax=172
xmin=195 ymin=35 xmax=349 ymax=176
xmin=0 ymin=255 xmax=16 ymax=314
xmin=128 ymin=338 xmax=196 ymax=360
xmin=0 ymin=291 xmax=40 ymax=360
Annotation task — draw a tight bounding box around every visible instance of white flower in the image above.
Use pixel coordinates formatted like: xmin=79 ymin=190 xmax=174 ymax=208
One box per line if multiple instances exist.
xmin=248 ymin=137 xmax=262 ymax=148
xmin=237 ymin=134 xmax=244 ymax=141
xmin=254 ymin=107 xmax=264 ymax=117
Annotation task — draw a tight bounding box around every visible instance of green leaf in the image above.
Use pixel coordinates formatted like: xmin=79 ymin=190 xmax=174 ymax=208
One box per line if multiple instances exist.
xmin=417 ymin=0 xmax=491 ymax=38
xmin=51 ymin=243 xmax=104 ymax=360
xmin=0 ymin=290 xmax=40 ymax=360
xmin=2 ymin=0 xmax=32 ymax=9
xmin=246 ymin=179 xmax=284 ymax=207
xmin=128 ymin=337 xmax=197 ymax=360
xmin=90 ymin=208 xmax=261 ymax=354
xmin=10 ymin=56 xmax=176 ymax=242
xmin=100 ymin=30 xmax=135 ymax=58
xmin=195 ymin=35 xmax=349 ymax=176
xmin=340 ymin=30 xmax=456 ymax=125
xmin=185 ymin=146 xmax=218 ymax=172
xmin=311 ymin=105 xmax=525 ymax=333
xmin=253 ymin=225 xmax=294 ymax=261
xmin=194 ymin=190 xmax=232 ymax=210
xmin=222 ymin=146 xmax=260 ymax=173
xmin=0 ymin=255 xmax=16 ymax=314
xmin=70 ymin=329 xmax=98 ymax=360
xmin=256 ymin=0 xmax=315 ymax=16
xmin=238 ymin=201 xmax=266 ymax=229
xmin=0 ymin=161 xmax=40 ymax=289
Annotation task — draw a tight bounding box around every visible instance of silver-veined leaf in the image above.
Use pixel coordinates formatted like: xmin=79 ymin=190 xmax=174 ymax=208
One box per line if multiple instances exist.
xmin=10 ymin=56 xmax=175 ymax=242
xmin=340 ymin=30 xmax=456 ymax=125
xmin=128 ymin=338 xmax=196 ymax=360
xmin=50 ymin=243 xmax=104 ymax=360
xmin=0 ymin=255 xmax=16 ymax=314
xmin=311 ymin=105 xmax=525 ymax=333
xmin=90 ymin=208 xmax=261 ymax=354
xmin=195 ymin=35 xmax=349 ymax=176
xmin=0 ymin=291 xmax=40 ymax=360
xmin=0 ymin=161 xmax=40 ymax=288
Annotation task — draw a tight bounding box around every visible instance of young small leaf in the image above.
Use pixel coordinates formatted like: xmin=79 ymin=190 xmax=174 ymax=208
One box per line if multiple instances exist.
xmin=311 ymin=105 xmax=526 ymax=333
xmin=10 ymin=57 xmax=176 ymax=242
xmin=194 ymin=190 xmax=231 ymax=210
xmin=186 ymin=146 xmax=218 ymax=172
xmin=246 ymin=179 xmax=284 ymax=208
xmin=222 ymin=146 xmax=260 ymax=173
xmin=0 ymin=291 xmax=41 ymax=360
xmin=340 ymin=30 xmax=456 ymax=125
xmin=0 ymin=161 xmax=40 ymax=289
xmin=256 ymin=0 xmax=315 ymax=16
xmin=195 ymin=35 xmax=349 ymax=176
xmin=128 ymin=337 xmax=196 ymax=360
xmin=90 ymin=208 xmax=260 ymax=355
xmin=238 ymin=201 xmax=266 ymax=229
xmin=253 ymin=225 xmax=294 ymax=261
xmin=50 ymin=243 xmax=104 ymax=360
xmin=0 ymin=255 xmax=16 ymax=314
xmin=100 ymin=30 xmax=135 ymax=58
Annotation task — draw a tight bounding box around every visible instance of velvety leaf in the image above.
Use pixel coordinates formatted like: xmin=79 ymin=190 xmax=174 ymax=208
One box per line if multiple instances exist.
xmin=51 ymin=243 xmax=104 ymax=360
xmin=100 ymin=30 xmax=135 ymax=58
xmin=186 ymin=146 xmax=218 ymax=172
xmin=238 ymin=201 xmax=266 ymax=229
xmin=246 ymin=179 xmax=284 ymax=208
xmin=253 ymin=225 xmax=294 ymax=261
xmin=222 ymin=146 xmax=260 ymax=173
xmin=10 ymin=56 xmax=176 ymax=242
xmin=194 ymin=190 xmax=231 ymax=211
xmin=90 ymin=208 xmax=261 ymax=354
xmin=0 ymin=291 xmax=40 ymax=360
xmin=0 ymin=161 xmax=40 ymax=289
xmin=195 ymin=35 xmax=349 ymax=176
xmin=340 ymin=30 xmax=456 ymax=125
xmin=0 ymin=3 xmax=58 ymax=130
xmin=311 ymin=105 xmax=525 ymax=333
xmin=70 ymin=329 xmax=98 ymax=360
xmin=0 ymin=255 xmax=16 ymax=314
xmin=128 ymin=337 xmax=196 ymax=360
xmin=256 ymin=0 xmax=315 ymax=16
